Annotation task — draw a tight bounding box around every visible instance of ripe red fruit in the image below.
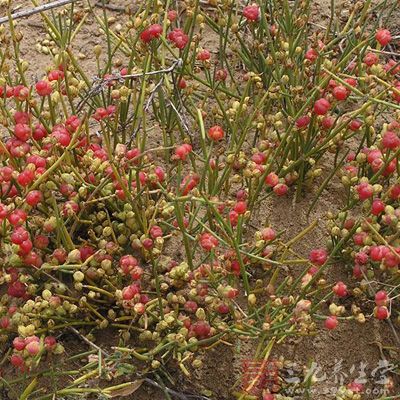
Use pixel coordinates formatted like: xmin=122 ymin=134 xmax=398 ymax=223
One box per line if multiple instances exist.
xmin=8 ymin=209 xmax=27 ymax=225
xmin=375 ymin=306 xmax=389 ymax=320
xmin=44 ymin=336 xmax=57 ymax=350
xmin=26 ymin=190 xmax=43 ymax=207
xmin=376 ymin=29 xmax=392 ymax=46
xmin=371 ymin=199 xmax=385 ymax=215
xmin=375 ymin=290 xmax=388 ymax=307
xmin=261 ymin=227 xmax=276 ymax=241
xmin=17 ymin=170 xmax=35 ymax=187
xmin=167 ymin=10 xmax=177 ymax=22
xmin=140 ymin=24 xmax=162 ymax=43
xmin=349 ymin=119 xmax=362 ymax=131
xmin=370 ymin=245 xmax=389 ymax=262
xmin=229 ymin=210 xmax=239 ymax=226
xmin=10 ymin=354 xmax=24 ymax=368
xmin=122 ymin=284 xmax=140 ymax=300
xmin=184 ymin=301 xmax=198 ymax=313
xmin=382 ymin=131 xmax=400 ymax=149
xmin=175 ymin=144 xmax=192 ymax=160
xmin=324 ymin=315 xmax=338 ymax=330
xmin=321 ymin=116 xmax=335 ymax=130
xmin=332 ymin=86 xmax=348 ymax=101
xmin=364 ymin=52 xmax=379 ymax=66
xmin=305 ymin=48 xmax=318 ymax=62
xmin=208 ymin=125 xmax=224 ymax=141
xmin=265 ymin=172 xmax=279 ymax=187
xmin=168 ymin=28 xmax=189 ymax=49
xmin=309 ymin=248 xmax=328 ymax=266
xmin=150 ymin=225 xmax=163 ymax=239
xmin=35 ymin=80 xmax=52 ymax=96
xmin=0 ymin=316 xmax=10 ymax=329
xmin=243 ymin=5 xmax=260 ymax=21
xmin=313 ymin=98 xmax=330 ymax=115
xmin=263 ymin=394 xmax=275 ymax=400
xmin=191 ymin=321 xmax=211 ymax=339
xmin=295 ymin=115 xmax=310 ymax=128
xmin=197 ymin=49 xmax=211 ymax=61
xmin=233 ymin=201 xmax=247 ymax=215
xmin=13 ymin=337 xmax=26 ymax=351
xmin=14 ymin=123 xmax=31 ymax=142
xmin=356 ymin=182 xmax=373 ymax=201
xmin=333 ymin=281 xmax=348 ymax=297
xmin=200 ymin=232 xmax=219 ymax=251
xmin=273 ymin=183 xmax=288 ymax=196
xmin=11 ymin=227 xmax=29 ymax=245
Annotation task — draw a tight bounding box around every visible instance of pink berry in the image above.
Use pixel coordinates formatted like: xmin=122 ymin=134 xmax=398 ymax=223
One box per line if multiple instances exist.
xmin=243 ymin=5 xmax=260 ymax=21
xmin=375 ymin=290 xmax=388 ymax=307
xmin=313 ymin=98 xmax=330 ymax=115
xmin=376 ymin=29 xmax=392 ymax=46
xmin=309 ymin=248 xmax=328 ymax=266
xmin=13 ymin=337 xmax=26 ymax=351
xmin=356 ymin=182 xmax=373 ymax=200
xmin=375 ymin=306 xmax=389 ymax=320
xmin=25 ymin=341 xmax=40 ymax=356
xmin=333 ymin=281 xmax=348 ymax=297
xmin=324 ymin=316 xmax=338 ymax=330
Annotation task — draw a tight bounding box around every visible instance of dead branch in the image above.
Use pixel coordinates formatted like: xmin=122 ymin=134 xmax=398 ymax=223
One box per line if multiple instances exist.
xmin=0 ymin=0 xmax=79 ymax=25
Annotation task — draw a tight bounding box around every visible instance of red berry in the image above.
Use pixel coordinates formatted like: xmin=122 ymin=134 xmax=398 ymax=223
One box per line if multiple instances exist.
xmin=371 ymin=199 xmax=385 ymax=215
xmin=265 ymin=172 xmax=279 ymax=187
xmin=321 ymin=116 xmax=335 ymax=129
xmin=376 ymin=29 xmax=392 ymax=46
xmin=305 ymin=48 xmax=318 ymax=62
xmin=150 ymin=225 xmax=163 ymax=238
xmin=349 ymin=119 xmax=362 ymax=131
xmin=14 ymin=124 xmax=31 ymax=142
xmin=44 ymin=336 xmax=57 ymax=350
xmin=191 ymin=321 xmax=211 ymax=339
xmin=13 ymin=337 xmax=26 ymax=351
xmin=356 ymin=182 xmax=373 ymax=200
xmin=243 ymin=5 xmax=260 ymax=21
xmin=375 ymin=290 xmax=388 ymax=307
xmin=313 ymin=98 xmax=330 ymax=115
xmin=208 ymin=125 xmax=224 ymax=141
xmin=332 ymin=86 xmax=348 ymax=101
xmin=332 ymin=281 xmax=348 ymax=297
xmin=382 ymin=131 xmax=400 ymax=149
xmin=273 ymin=183 xmax=288 ymax=196
xmin=26 ymin=190 xmax=43 ymax=207
xmin=200 ymin=232 xmax=219 ymax=251
xmin=295 ymin=115 xmax=310 ymax=128
xmin=168 ymin=28 xmax=189 ymax=49
xmin=364 ymin=52 xmax=379 ymax=66
xmin=197 ymin=49 xmax=211 ymax=61
xmin=184 ymin=300 xmax=198 ymax=313
xmin=261 ymin=227 xmax=276 ymax=241
xmin=375 ymin=305 xmax=389 ymax=320
xmin=167 ymin=10 xmax=177 ymax=22
xmin=324 ymin=315 xmax=338 ymax=330
xmin=10 ymin=354 xmax=24 ymax=368
xmin=309 ymin=248 xmax=328 ymax=266
xmin=35 ymin=80 xmax=52 ymax=96
xmin=233 ymin=201 xmax=247 ymax=215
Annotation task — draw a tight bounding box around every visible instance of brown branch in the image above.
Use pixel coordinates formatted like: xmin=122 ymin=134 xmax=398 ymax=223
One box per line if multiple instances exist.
xmin=0 ymin=0 xmax=79 ymax=25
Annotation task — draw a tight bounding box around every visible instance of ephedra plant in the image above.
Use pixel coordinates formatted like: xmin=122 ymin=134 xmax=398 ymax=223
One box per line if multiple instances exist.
xmin=0 ymin=0 xmax=399 ymax=398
